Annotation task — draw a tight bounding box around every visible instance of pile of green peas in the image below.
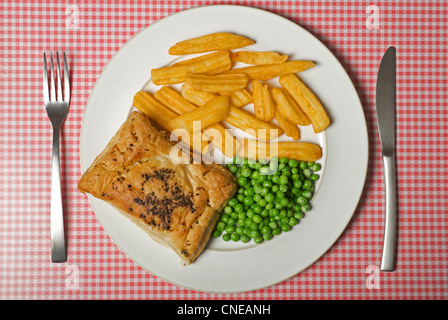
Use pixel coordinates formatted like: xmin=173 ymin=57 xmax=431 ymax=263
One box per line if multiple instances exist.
xmin=212 ymin=156 xmax=321 ymax=244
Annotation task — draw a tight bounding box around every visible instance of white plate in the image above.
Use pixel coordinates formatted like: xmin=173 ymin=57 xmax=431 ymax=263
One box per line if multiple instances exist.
xmin=80 ymin=5 xmax=368 ymax=293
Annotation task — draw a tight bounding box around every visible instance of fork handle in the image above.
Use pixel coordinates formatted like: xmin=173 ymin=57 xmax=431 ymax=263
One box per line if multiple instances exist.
xmin=50 ymin=126 xmax=66 ymax=263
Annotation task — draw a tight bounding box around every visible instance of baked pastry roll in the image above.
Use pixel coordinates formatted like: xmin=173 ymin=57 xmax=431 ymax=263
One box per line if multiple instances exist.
xmin=78 ymin=111 xmax=237 ymax=265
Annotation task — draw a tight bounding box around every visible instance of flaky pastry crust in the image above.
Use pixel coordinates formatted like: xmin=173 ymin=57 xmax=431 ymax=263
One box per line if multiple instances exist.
xmin=78 ymin=111 xmax=237 ymax=264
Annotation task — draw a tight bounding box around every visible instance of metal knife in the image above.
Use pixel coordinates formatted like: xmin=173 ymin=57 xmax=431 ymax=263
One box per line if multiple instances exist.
xmin=376 ymin=46 xmax=397 ymax=271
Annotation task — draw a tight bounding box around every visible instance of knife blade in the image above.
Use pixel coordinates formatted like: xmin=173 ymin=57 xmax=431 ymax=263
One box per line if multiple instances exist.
xmin=376 ymin=46 xmax=397 ymax=271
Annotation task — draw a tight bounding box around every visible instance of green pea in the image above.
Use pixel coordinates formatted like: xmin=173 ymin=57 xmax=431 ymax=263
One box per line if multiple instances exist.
xmin=224 ymin=205 xmax=233 ymax=214
xmin=311 ymin=174 xmax=320 ymax=181
xmin=216 ymin=221 xmax=226 ymax=232
xmin=233 ymin=156 xmax=243 ymax=165
xmin=279 ymin=157 xmax=289 ymax=164
xmin=252 ymin=214 xmax=262 ymax=224
xmin=241 ymin=167 xmax=252 ymax=178
xmin=221 ymin=214 xmax=230 ymax=223
xmin=228 ymin=197 xmax=238 ymax=207
xmin=244 ymin=196 xmax=254 ymax=206
xmin=312 ymin=163 xmax=321 ymax=172
xmin=296 ymin=196 xmax=307 ymax=206
xmin=254 ymin=236 xmax=264 ymax=244
xmin=272 ymin=227 xmax=282 ymax=236
xmin=302 ymin=179 xmax=312 ymax=190
xmin=258 ymin=198 xmax=267 ymax=207
xmin=234 ymin=203 xmax=244 ymax=213
xmin=302 ymin=190 xmax=312 ymax=199
xmin=231 ymin=233 xmax=240 ymax=242
xmin=280 ymin=197 xmax=289 ymax=207
xmin=259 ymin=166 xmax=271 ymax=175
xmin=253 ymin=193 xmax=262 ymax=203
xmin=301 ymin=204 xmax=310 ymax=213
xmin=299 ymin=161 xmax=308 ymax=170
xmin=289 ymin=217 xmax=299 ymax=226
xmin=238 ymin=177 xmax=248 ymax=186
xmin=265 ymin=193 xmax=275 ymax=203
xmin=281 ymin=224 xmax=291 ymax=232
xmin=229 ymin=165 xmax=238 ymax=173
xmin=250 ymin=230 xmax=260 ymax=238
xmin=288 ymin=159 xmax=299 ymax=168
xmin=240 ymin=234 xmax=251 ymax=243
xmin=293 ymin=180 xmax=302 ymax=188
xmin=269 ymin=221 xmax=278 ymax=229
xmin=294 ymin=211 xmax=304 ymax=220
xmin=303 ymin=168 xmax=312 ymax=178
xmin=263 ymin=233 xmax=273 ymax=241
xmin=279 ymin=175 xmax=289 ymax=185
xmin=222 ymin=233 xmax=231 ymax=241
xmin=212 ymin=230 xmax=221 ymax=238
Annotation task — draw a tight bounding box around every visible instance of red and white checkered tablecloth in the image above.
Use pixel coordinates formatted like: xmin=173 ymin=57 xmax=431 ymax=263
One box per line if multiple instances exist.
xmin=1 ymin=0 xmax=447 ymax=300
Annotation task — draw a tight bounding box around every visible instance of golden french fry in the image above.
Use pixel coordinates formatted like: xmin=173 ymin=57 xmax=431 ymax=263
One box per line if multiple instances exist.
xmin=271 ymin=87 xmax=310 ymax=126
xmin=279 ymin=74 xmax=330 ymax=133
xmin=172 ymin=51 xmax=229 ymax=67
xmin=236 ymin=139 xmax=322 ymax=162
xmin=186 ymin=73 xmax=248 ymax=93
xmin=274 ymin=108 xmax=300 ymax=140
xmin=151 ymin=50 xmax=231 ymax=85
xmin=230 ymin=51 xmax=288 ymax=65
xmin=224 ymin=60 xmax=315 ymax=80
xmin=154 ymin=86 xmax=197 ymax=115
xmin=219 ymin=88 xmax=252 ymax=108
xmin=252 ymin=80 xmax=275 ymax=121
xmin=225 ymin=105 xmax=282 ymax=141
xmin=168 ymin=32 xmax=255 ymax=55
xmin=181 ymin=82 xmax=217 ymax=107
xmin=133 ymin=91 xmax=178 ymax=132
xmin=154 ymin=85 xmax=240 ymax=157
xmin=168 ymin=95 xmax=230 ymax=135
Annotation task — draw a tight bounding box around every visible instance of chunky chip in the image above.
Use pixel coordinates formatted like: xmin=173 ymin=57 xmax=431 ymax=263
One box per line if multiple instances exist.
xmin=252 ymin=80 xmax=275 ymax=121
xmin=224 ymin=60 xmax=315 ymax=80
xmin=151 ymin=50 xmax=231 ymax=85
xmin=219 ymin=88 xmax=252 ymax=108
xmin=274 ymin=108 xmax=300 ymax=140
xmin=168 ymin=32 xmax=255 ymax=55
xmin=168 ymin=95 xmax=230 ymax=135
xmin=186 ymin=73 xmax=248 ymax=93
xmin=279 ymin=74 xmax=330 ymax=133
xmin=154 ymin=86 xmax=239 ymax=158
xmin=224 ymin=105 xmax=282 ymax=141
xmin=236 ymin=139 xmax=322 ymax=162
xmin=271 ymin=87 xmax=310 ymax=126
xmin=133 ymin=91 xmax=209 ymax=154
xmin=230 ymin=51 xmax=288 ymax=65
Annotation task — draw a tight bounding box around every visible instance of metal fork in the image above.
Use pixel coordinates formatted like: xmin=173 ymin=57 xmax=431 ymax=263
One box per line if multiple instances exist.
xmin=43 ymin=52 xmax=70 ymax=263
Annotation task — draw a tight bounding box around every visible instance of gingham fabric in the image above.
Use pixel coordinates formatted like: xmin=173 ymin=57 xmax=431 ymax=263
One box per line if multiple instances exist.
xmin=1 ymin=0 xmax=447 ymax=300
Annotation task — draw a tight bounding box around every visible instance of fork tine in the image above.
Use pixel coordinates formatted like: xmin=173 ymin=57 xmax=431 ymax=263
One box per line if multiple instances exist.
xmin=43 ymin=52 xmax=49 ymax=103
xmin=63 ymin=52 xmax=70 ymax=102
xmin=49 ymin=52 xmax=56 ymax=102
xmin=55 ymin=52 xmax=63 ymax=102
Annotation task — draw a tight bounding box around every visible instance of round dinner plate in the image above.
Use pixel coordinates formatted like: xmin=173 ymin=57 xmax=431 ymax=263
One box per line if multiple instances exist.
xmin=80 ymin=5 xmax=368 ymax=293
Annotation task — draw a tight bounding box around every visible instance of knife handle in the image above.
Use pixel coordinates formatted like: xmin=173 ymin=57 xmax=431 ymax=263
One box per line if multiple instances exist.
xmin=380 ymin=152 xmax=397 ymax=271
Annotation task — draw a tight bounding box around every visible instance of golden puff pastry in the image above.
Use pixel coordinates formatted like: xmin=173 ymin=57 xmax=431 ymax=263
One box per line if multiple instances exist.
xmin=78 ymin=111 xmax=237 ymax=265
